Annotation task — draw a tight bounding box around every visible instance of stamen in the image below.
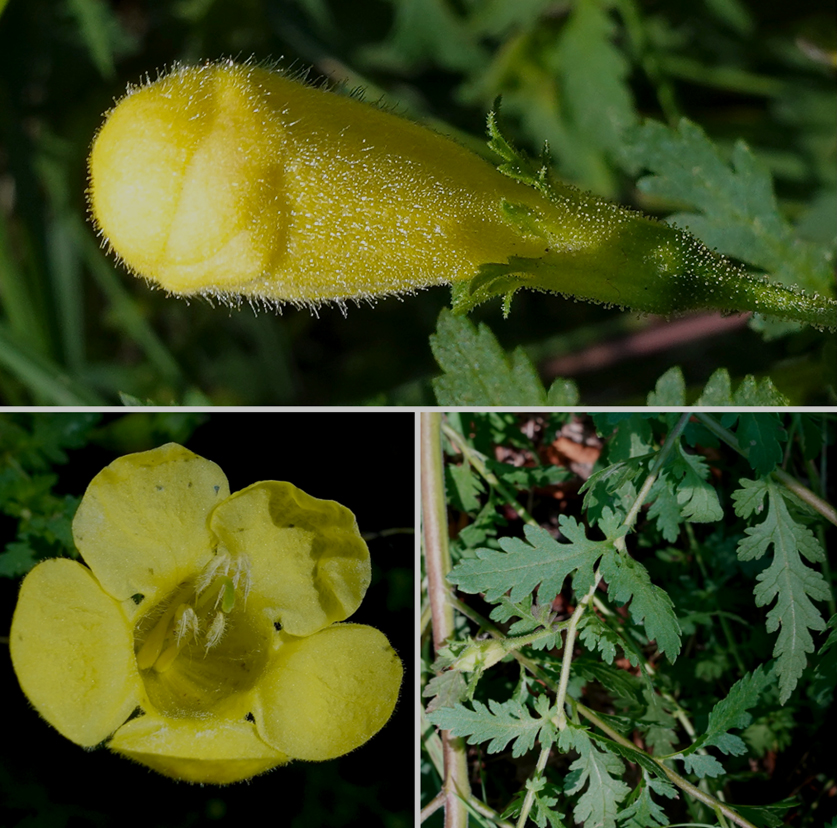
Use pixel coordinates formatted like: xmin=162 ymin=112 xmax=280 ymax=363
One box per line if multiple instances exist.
xmin=193 ymin=550 xmax=231 ymax=598
xmin=135 ymin=585 xmax=193 ymax=670
xmin=135 ymin=552 xmax=252 ymax=672
xmin=232 ymin=554 xmax=252 ymax=605
xmin=204 ymin=611 xmax=227 ymax=652
xmin=174 ymin=605 xmax=199 ymax=646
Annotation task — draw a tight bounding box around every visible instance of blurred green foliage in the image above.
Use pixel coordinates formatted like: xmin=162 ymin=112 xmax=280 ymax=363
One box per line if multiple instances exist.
xmin=0 ymin=0 xmax=834 ymax=404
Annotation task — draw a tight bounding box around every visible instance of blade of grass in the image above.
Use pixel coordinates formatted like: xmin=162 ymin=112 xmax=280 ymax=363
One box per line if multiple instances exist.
xmin=79 ymin=221 xmax=184 ymax=386
xmin=0 ymin=322 xmax=105 ymax=404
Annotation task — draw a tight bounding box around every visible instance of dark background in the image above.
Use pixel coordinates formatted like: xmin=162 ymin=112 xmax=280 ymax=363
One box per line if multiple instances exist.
xmin=0 ymin=411 xmax=415 ymax=828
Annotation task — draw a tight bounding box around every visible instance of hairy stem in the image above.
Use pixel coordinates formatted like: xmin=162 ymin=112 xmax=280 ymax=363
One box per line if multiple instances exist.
xmin=422 ymin=413 xmax=470 ymax=828
xmin=553 ymin=412 xmax=691 ymax=730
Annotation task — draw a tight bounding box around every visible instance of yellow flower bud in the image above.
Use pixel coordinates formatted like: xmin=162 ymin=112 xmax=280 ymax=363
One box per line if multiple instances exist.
xmin=89 ymin=59 xmax=551 ymax=307
xmin=88 ymin=60 xmax=836 ymax=329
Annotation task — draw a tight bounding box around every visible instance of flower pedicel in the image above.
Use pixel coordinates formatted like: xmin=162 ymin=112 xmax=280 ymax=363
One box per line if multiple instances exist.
xmin=88 ymin=60 xmax=836 ymax=330
xmin=10 ymin=443 xmax=402 ymax=784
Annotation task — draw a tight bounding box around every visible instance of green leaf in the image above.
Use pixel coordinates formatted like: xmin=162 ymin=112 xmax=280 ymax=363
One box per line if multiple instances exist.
xmin=680 ymin=752 xmax=726 ymax=778
xmin=546 ymin=377 xmax=580 ymax=405
xmin=502 ymin=779 xmax=568 ymax=828
xmin=733 ymin=478 xmax=829 ymax=702
xmin=0 ymin=541 xmax=39 ymax=578
xmin=486 ymin=460 xmax=572 ymax=490
xmin=66 ymin=0 xmax=123 ymax=80
xmin=454 ymin=498 xmax=507 ymax=552
xmin=449 ymin=517 xmax=621 ymax=607
xmin=735 ymin=413 xmax=787 ymax=476
xmin=600 ymin=552 xmax=682 ymax=662
xmin=617 ymin=771 xmax=676 ymax=828
xmin=430 ymin=309 xmax=557 ymax=405
xmin=733 ymin=799 xmax=798 ymax=828
xmin=638 ymin=689 xmax=679 ymax=757
xmin=427 ymin=696 xmax=552 ymax=758
xmin=672 ymin=665 xmax=773 ymax=778
xmin=446 ymin=462 xmax=485 ymax=513
xmin=479 ymin=0 xmax=636 ymax=196
xmin=552 ymin=0 xmax=636 ymax=169
xmin=361 ymin=0 xmax=487 ymax=73
xmin=647 ymin=366 xmax=686 ymax=406
xmin=625 ymin=118 xmax=835 ymax=304
xmin=668 ymin=442 xmax=724 ymax=523
xmin=695 ymin=369 xmax=789 ymax=405
xmin=422 ymin=670 xmax=469 ymax=713
xmin=703 ymin=664 xmax=774 ymax=755
xmin=577 ymin=613 xmax=619 ymax=665
xmin=646 ymin=478 xmax=681 ymax=542
xmin=564 ymin=729 xmax=630 ymax=828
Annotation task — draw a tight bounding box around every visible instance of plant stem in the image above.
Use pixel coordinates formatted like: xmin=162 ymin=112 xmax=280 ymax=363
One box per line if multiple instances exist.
xmin=552 ymin=413 xmax=691 ymax=730
xmin=441 ymin=421 xmax=539 ymax=527
xmin=695 ymin=413 xmax=837 ymax=527
xmin=422 ymin=413 xmax=469 ymax=828
xmin=516 ymin=743 xmax=552 ymax=828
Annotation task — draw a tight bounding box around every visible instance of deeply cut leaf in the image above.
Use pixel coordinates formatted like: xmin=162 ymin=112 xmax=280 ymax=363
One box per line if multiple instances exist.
xmin=733 ymin=477 xmax=829 ymax=702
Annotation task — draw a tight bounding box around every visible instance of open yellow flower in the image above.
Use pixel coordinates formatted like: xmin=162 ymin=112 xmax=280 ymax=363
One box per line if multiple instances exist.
xmin=10 ymin=443 xmax=402 ymax=784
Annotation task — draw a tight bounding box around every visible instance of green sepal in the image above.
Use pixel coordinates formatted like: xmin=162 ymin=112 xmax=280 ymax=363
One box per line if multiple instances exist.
xmin=469 ymin=109 xmax=837 ymax=331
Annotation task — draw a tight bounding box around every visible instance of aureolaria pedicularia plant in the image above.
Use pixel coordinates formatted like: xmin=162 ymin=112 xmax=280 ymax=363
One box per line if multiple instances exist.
xmin=10 ymin=443 xmax=402 ymax=785
xmin=87 ymin=60 xmax=837 ymax=331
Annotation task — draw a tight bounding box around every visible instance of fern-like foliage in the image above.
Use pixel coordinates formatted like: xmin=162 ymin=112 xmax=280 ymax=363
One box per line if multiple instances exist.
xmin=428 ymin=693 xmax=555 ymax=758
xmin=424 ymin=412 xmax=834 ymax=827
xmin=733 ymin=478 xmax=830 ymax=702
xmin=669 ymin=664 xmax=774 ymax=777
xmin=561 ymin=725 xmax=631 ymax=828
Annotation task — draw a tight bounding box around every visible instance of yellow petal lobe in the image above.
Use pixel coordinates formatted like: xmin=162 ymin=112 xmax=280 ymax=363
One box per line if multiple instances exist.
xmin=209 ymin=481 xmax=371 ymax=636
xmin=254 ymin=624 xmax=402 ymax=761
xmin=109 ymin=714 xmax=288 ymax=785
xmin=10 ymin=558 xmax=142 ymax=747
xmin=73 ymin=442 xmax=229 ymax=604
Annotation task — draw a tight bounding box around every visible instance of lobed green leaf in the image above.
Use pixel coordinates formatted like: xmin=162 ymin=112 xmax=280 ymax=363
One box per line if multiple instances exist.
xmin=449 ymin=518 xmax=619 ymax=606
xmin=427 ymin=696 xmax=553 ymax=758
xmin=600 ymin=552 xmax=682 ymax=662
xmin=733 ymin=478 xmax=828 ymax=701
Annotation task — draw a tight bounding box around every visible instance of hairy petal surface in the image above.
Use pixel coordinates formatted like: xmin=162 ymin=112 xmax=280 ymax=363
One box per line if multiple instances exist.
xmin=10 ymin=558 xmax=143 ymax=747
xmin=109 ymin=713 xmax=289 ymax=784
xmin=73 ymin=443 xmax=230 ymax=604
xmin=254 ymin=624 xmax=402 ymax=760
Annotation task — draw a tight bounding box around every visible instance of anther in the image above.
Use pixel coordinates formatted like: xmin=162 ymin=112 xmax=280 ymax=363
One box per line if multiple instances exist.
xmin=194 ymin=551 xmax=231 ymax=598
xmin=174 ymin=605 xmax=199 ymax=646
xmin=135 ymin=585 xmax=193 ymax=670
xmin=204 ymin=611 xmax=227 ymax=652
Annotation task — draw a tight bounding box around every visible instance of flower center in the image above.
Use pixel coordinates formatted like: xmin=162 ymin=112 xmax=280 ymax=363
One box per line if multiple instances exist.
xmin=133 ymin=551 xmax=270 ymax=718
